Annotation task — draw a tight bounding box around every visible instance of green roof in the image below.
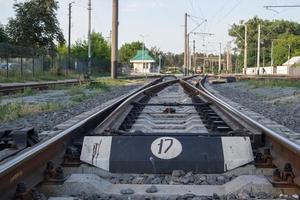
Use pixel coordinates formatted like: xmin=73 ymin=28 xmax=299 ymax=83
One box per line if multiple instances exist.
xmin=130 ymin=50 xmax=155 ymax=62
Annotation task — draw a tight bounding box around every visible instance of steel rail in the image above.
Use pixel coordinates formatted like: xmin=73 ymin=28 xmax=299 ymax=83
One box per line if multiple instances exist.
xmin=93 ymin=75 xmax=199 ymax=133
xmin=207 ymin=74 xmax=300 ymax=81
xmin=0 ymin=76 xmax=166 ymax=200
xmin=195 ymin=77 xmax=300 ymax=156
xmin=1 ymin=77 xmax=178 ymax=174
xmin=93 ymin=79 xmax=180 ymax=134
xmin=0 ymin=79 xmax=86 ymax=94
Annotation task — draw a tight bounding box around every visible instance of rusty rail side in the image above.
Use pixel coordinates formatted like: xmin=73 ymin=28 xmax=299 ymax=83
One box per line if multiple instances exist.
xmin=0 ymin=77 xmax=165 ymax=200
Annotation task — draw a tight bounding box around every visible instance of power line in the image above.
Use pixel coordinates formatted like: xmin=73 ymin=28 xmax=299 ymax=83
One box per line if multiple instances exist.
xmin=264 ymin=5 xmax=300 ymax=14
xmin=213 ymin=0 xmax=243 ymax=27
xmin=195 ymin=0 xmax=205 ymax=19
xmin=264 ymin=5 xmax=300 ymax=8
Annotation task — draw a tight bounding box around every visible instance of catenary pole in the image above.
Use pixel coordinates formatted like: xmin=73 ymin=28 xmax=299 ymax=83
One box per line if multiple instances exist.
xmin=88 ymin=0 xmax=92 ymax=75
xmin=219 ymin=43 xmax=222 ymax=74
xmin=257 ymin=24 xmax=261 ymax=75
xmin=193 ymin=40 xmax=196 ymax=73
xmin=68 ymin=2 xmax=74 ymax=76
xmin=244 ymin=24 xmax=248 ymax=75
xmin=184 ymin=13 xmax=188 ymax=76
xmin=271 ymin=41 xmax=274 ymax=66
xmin=111 ymin=0 xmax=119 ymax=79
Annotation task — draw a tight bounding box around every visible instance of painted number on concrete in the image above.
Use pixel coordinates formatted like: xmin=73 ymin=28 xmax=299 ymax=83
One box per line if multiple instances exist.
xmin=151 ymin=137 xmax=182 ymax=159
xmin=92 ymin=140 xmax=102 ymax=165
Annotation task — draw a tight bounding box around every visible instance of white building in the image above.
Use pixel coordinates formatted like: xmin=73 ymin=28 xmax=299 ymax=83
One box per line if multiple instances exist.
xmin=130 ymin=50 xmax=159 ymax=74
xmin=244 ymin=56 xmax=300 ymax=76
xmin=277 ymin=56 xmax=300 ymax=76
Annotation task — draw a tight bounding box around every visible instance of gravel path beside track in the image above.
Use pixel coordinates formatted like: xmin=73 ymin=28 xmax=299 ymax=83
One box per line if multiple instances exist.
xmin=211 ymin=81 xmax=300 ymax=133
xmin=0 ymin=82 xmax=145 ymax=134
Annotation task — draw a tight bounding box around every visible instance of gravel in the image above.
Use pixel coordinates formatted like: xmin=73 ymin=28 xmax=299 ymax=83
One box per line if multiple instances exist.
xmin=211 ymin=81 xmax=300 ymax=133
xmin=107 ymin=171 xmax=234 ymax=186
xmin=120 ymin=188 xmax=135 ymax=195
xmin=75 ymin=191 xmax=278 ymax=200
xmin=145 ymin=185 xmax=158 ymax=193
xmin=0 ymin=83 xmax=145 ymax=134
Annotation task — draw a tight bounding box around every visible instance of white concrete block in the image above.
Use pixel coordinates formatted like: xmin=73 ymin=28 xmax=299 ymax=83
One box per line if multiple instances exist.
xmin=222 ymin=137 xmax=254 ymax=171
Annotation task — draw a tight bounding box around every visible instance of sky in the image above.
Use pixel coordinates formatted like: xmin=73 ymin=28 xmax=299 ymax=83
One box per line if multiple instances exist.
xmin=1 ymin=0 xmax=300 ymax=54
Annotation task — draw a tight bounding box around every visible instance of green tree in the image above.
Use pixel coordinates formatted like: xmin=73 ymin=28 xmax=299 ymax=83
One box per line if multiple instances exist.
xmin=119 ymin=41 xmax=143 ymax=64
xmin=149 ymin=46 xmax=162 ymax=64
xmin=162 ymin=52 xmax=184 ymax=68
xmin=72 ymin=32 xmax=110 ymax=62
xmin=6 ymin=0 xmax=64 ymax=50
xmin=229 ymin=17 xmax=300 ymax=67
xmin=57 ymin=43 xmax=68 ymax=56
xmin=0 ymin=24 xmax=8 ymax=43
xmin=273 ymin=34 xmax=300 ymax=66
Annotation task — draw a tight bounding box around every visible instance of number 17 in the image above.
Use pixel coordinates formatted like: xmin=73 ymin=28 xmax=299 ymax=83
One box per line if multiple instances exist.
xmin=158 ymin=138 xmax=174 ymax=154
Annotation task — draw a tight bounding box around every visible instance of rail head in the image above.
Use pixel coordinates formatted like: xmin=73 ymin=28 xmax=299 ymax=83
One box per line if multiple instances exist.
xmin=0 ymin=76 xmax=165 ymax=176
xmin=197 ymin=76 xmax=300 ymax=156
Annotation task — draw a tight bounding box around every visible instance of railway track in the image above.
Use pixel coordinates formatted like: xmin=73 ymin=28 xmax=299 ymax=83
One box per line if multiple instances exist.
xmin=1 ymin=75 xmax=300 ymax=199
xmin=208 ymin=74 xmax=300 ymax=81
xmin=0 ymin=79 xmax=88 ymax=95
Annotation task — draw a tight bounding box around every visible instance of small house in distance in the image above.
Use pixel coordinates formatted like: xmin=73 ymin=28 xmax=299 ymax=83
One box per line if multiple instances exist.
xmin=130 ymin=50 xmax=159 ymax=74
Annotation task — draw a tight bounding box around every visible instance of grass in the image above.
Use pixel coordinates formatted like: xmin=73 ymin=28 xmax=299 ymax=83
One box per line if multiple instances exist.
xmin=0 ymin=77 xmax=145 ymax=121
xmin=89 ymin=78 xmax=143 ymax=91
xmin=68 ymin=78 xmax=143 ymax=103
xmin=67 ymin=78 xmax=136 ymax=103
xmin=87 ymin=81 xmax=111 ymax=92
xmin=70 ymin=93 xmax=88 ymax=103
xmin=67 ymin=86 xmax=85 ymax=96
xmin=12 ymin=88 xmax=37 ymax=97
xmin=0 ymin=102 xmax=63 ymax=122
xmin=246 ymin=79 xmax=300 ymax=88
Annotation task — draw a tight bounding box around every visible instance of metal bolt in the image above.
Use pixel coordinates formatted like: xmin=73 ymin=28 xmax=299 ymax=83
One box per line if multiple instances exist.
xmin=55 ymin=166 xmax=64 ymax=180
xmin=16 ymin=182 xmax=27 ymax=194
xmin=284 ymin=163 xmax=293 ymax=172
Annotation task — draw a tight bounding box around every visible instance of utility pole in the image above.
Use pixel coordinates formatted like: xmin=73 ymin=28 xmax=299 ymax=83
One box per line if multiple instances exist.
xmin=187 ymin=34 xmax=190 ymax=75
xmin=218 ymin=43 xmax=222 ymax=74
xmin=183 ymin=15 xmax=208 ymax=75
xmin=204 ymin=54 xmax=208 ymax=74
xmin=271 ymin=40 xmax=274 ymax=66
xmin=111 ymin=0 xmax=119 ymax=79
xmin=210 ymin=57 xmax=213 ymax=73
xmin=257 ymin=24 xmax=261 ymax=75
xmin=193 ymin=40 xmax=196 ymax=73
xmin=88 ymin=0 xmax=92 ymax=76
xmin=184 ymin=13 xmax=188 ymax=76
xmin=226 ymin=43 xmax=231 ymax=73
xmin=68 ymin=2 xmax=75 ymax=76
xmin=141 ymin=35 xmax=145 ymax=75
xmin=189 ymin=46 xmax=192 ymax=74
xmin=158 ymin=54 xmax=162 ymax=73
xmin=244 ymin=24 xmax=248 ymax=75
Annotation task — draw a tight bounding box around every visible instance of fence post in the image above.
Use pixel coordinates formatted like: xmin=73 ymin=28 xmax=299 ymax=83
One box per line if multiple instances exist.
xmin=6 ymin=57 xmax=8 ymax=78
xmin=42 ymin=55 xmax=44 ymax=74
xmin=64 ymin=55 xmax=67 ymax=76
xmin=32 ymin=57 xmax=35 ymax=77
xmin=51 ymin=55 xmax=54 ymax=75
xmin=20 ymin=57 xmax=23 ymax=77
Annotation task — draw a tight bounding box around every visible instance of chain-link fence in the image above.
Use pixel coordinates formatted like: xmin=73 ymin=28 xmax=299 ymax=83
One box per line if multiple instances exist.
xmin=0 ymin=43 xmax=110 ymax=80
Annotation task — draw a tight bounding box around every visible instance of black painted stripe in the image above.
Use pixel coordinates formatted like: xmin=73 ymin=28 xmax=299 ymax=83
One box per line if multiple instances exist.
xmin=109 ymin=136 xmax=224 ymax=174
